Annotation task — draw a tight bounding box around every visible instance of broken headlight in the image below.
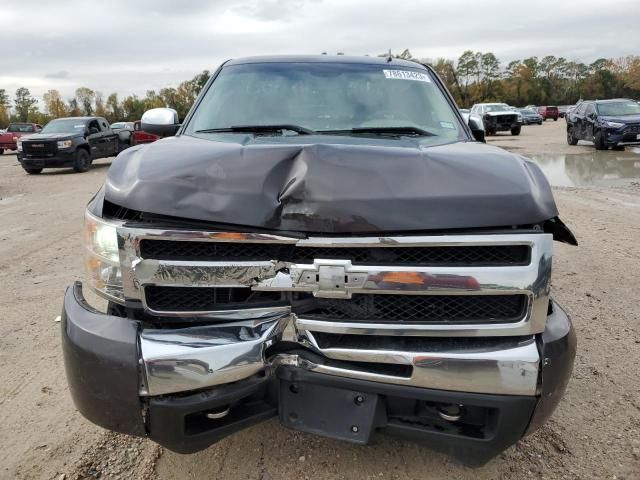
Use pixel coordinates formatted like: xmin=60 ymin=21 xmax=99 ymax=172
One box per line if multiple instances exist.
xmin=84 ymin=209 xmax=124 ymax=304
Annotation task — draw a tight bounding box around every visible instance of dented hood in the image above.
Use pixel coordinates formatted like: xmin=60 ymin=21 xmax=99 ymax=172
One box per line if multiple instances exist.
xmin=104 ymin=134 xmax=558 ymax=233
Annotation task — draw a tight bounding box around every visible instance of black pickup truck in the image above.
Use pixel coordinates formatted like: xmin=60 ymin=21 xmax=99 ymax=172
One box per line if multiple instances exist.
xmin=18 ymin=116 xmax=119 ymax=174
xmin=61 ymin=56 xmax=577 ymax=467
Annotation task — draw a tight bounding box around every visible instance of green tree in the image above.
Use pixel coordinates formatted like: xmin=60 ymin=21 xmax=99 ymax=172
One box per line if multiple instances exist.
xmin=43 ymin=89 xmax=67 ymax=118
xmin=105 ymin=93 xmax=122 ymax=122
xmin=75 ymin=87 xmax=95 ymax=116
xmin=0 ymin=89 xmax=10 ymax=127
xmin=14 ymin=87 xmax=38 ymax=122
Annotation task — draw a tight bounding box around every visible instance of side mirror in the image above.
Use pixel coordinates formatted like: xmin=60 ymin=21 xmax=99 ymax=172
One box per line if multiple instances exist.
xmin=141 ymin=108 xmax=180 ymax=137
xmin=89 ymin=127 xmax=99 ymax=135
xmin=468 ymin=116 xmax=486 ymax=143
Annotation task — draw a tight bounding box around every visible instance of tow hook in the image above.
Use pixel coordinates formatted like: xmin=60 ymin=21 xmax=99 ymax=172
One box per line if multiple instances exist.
xmin=437 ymin=404 xmax=464 ymax=422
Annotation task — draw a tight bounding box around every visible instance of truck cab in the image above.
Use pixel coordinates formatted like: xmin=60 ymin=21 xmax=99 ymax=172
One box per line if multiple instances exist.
xmin=61 ymin=56 xmax=576 ymax=467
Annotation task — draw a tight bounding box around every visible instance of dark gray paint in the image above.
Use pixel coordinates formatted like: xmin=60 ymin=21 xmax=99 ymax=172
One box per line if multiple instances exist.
xmin=105 ymin=134 xmax=559 ymax=234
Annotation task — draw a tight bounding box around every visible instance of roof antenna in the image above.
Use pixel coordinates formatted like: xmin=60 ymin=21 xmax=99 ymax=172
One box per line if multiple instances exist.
xmin=386 ymin=49 xmax=393 ymax=63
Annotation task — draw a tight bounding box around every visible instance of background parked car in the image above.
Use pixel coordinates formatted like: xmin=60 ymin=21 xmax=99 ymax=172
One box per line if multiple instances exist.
xmin=566 ymin=98 xmax=640 ymax=150
xmin=0 ymin=123 xmax=42 ymax=155
xmin=470 ymin=102 xmax=521 ymax=135
xmin=518 ymin=108 xmax=543 ymax=125
xmin=18 ymin=116 xmax=119 ymax=174
xmin=538 ymin=106 xmax=559 ymax=121
xmin=131 ymin=120 xmax=160 ymax=145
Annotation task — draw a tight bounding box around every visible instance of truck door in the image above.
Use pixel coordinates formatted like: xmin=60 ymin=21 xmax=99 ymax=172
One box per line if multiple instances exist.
xmin=99 ymin=118 xmax=118 ymax=156
xmin=86 ymin=119 xmax=103 ymax=158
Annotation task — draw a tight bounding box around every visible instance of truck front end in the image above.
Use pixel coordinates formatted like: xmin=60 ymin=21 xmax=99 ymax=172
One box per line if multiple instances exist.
xmin=61 ymin=56 xmax=576 ymax=467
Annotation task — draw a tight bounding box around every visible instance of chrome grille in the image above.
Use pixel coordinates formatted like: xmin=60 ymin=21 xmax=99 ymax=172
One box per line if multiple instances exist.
xmin=140 ymin=239 xmax=530 ymax=266
xmin=296 ymin=294 xmax=527 ymax=324
xmin=145 ymin=286 xmax=282 ymax=312
xmin=117 ymin=228 xmax=552 ymax=338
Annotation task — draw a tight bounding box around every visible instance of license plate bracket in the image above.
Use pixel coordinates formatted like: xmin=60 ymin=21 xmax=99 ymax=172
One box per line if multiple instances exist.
xmin=279 ymin=379 xmax=380 ymax=444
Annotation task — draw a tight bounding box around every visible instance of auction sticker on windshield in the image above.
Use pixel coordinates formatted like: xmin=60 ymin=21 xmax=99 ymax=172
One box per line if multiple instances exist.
xmin=383 ymin=69 xmax=431 ymax=82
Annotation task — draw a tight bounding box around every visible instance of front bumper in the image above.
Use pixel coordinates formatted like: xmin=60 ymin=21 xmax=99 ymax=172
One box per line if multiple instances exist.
xmin=62 ymin=282 xmax=576 ymax=466
xmin=603 ymin=129 xmax=640 ymax=146
xmin=18 ymin=150 xmax=76 ymax=168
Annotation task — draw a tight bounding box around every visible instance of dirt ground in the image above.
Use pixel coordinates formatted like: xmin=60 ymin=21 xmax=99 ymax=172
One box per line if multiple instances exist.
xmin=1 ymin=120 xmax=639 ymax=480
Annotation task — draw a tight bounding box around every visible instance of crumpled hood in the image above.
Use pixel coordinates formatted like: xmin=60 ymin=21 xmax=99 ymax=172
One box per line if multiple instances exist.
xmin=104 ymin=135 xmax=558 ymax=233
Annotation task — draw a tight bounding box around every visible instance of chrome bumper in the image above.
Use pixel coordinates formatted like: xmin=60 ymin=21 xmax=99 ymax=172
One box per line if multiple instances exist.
xmin=139 ymin=311 xmax=540 ymax=397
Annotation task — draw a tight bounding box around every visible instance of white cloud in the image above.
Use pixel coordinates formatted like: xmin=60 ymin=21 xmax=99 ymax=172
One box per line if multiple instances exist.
xmin=0 ymin=0 xmax=638 ymax=102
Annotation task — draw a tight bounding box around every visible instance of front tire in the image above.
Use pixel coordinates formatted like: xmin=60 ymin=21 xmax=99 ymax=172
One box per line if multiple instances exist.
xmin=553 ymin=118 xmax=558 ymax=121
xmin=594 ymin=131 xmax=608 ymax=150
xmin=511 ymin=126 xmax=521 ymax=136
xmin=73 ymin=149 xmax=92 ymax=173
xmin=0 ymin=148 xmax=4 ymax=155
xmin=23 ymin=167 xmax=43 ymax=174
xmin=567 ymin=128 xmax=578 ymax=145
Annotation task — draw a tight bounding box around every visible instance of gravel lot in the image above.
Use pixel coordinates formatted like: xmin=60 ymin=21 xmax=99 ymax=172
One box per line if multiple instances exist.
xmin=1 ymin=120 xmax=639 ymax=479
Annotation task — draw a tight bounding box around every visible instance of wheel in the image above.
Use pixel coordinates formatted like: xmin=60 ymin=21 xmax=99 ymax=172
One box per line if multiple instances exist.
xmin=538 ymin=121 xmax=542 ymax=125
xmin=567 ymin=128 xmax=578 ymax=145
xmin=0 ymin=148 xmax=4 ymax=155
xmin=23 ymin=167 xmax=43 ymax=174
xmin=510 ymin=126 xmax=521 ymax=136
xmin=594 ymin=131 xmax=608 ymax=150
xmin=553 ymin=117 xmax=558 ymax=121
xmin=73 ymin=149 xmax=92 ymax=172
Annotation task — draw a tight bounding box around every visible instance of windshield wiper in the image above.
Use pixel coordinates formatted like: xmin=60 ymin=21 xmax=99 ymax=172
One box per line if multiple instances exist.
xmin=196 ymin=124 xmax=315 ymax=135
xmin=320 ymin=126 xmax=436 ymax=137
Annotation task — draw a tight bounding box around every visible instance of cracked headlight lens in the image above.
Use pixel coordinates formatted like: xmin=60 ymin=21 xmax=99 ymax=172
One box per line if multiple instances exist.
xmin=84 ymin=209 xmax=124 ymax=304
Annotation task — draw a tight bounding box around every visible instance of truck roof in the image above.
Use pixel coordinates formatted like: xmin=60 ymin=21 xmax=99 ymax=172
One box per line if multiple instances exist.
xmin=225 ymin=55 xmax=424 ymax=69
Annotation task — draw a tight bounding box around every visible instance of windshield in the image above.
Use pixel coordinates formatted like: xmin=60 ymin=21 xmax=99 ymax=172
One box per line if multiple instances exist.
xmin=187 ymin=62 xmax=464 ymax=141
xmin=7 ymin=124 xmax=35 ymax=133
xmin=111 ymin=122 xmax=128 ymax=129
xmin=42 ymin=119 xmax=87 ymax=134
xmin=520 ymin=109 xmax=537 ymax=115
xmin=597 ymin=101 xmax=640 ymax=117
xmin=484 ymin=104 xmax=511 ymax=113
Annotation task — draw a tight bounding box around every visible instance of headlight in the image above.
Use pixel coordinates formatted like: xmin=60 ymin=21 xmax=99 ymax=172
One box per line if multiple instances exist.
xmin=84 ymin=210 xmax=124 ymax=304
xmin=17 ymin=139 xmax=23 ymax=152
xmin=604 ymin=121 xmax=624 ymax=128
xmin=57 ymin=140 xmax=73 ymax=149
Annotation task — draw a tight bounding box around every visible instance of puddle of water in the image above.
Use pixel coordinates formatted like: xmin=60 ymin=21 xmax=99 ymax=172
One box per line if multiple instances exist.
xmin=528 ymin=147 xmax=640 ymax=187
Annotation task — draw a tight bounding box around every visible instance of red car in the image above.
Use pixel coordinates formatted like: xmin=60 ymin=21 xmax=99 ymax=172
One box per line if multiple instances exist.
xmin=0 ymin=123 xmax=42 ymax=154
xmin=131 ymin=120 xmax=160 ymax=145
xmin=537 ymin=106 xmax=559 ymax=121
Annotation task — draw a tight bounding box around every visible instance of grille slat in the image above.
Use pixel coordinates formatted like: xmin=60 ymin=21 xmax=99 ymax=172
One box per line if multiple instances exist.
xmin=145 ymin=286 xmax=282 ymax=312
xmin=140 ymin=240 xmax=530 ymax=266
xmin=296 ymin=294 xmax=527 ymax=324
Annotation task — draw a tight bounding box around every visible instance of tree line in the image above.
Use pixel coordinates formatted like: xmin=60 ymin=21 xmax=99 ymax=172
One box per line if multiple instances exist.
xmin=0 ymin=70 xmax=210 ymax=128
xmin=394 ymin=49 xmax=640 ymax=108
xmin=1 ymin=50 xmax=640 ymax=128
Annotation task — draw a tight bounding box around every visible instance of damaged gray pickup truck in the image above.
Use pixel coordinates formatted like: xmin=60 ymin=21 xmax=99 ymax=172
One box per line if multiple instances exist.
xmin=62 ymin=55 xmax=577 ymax=467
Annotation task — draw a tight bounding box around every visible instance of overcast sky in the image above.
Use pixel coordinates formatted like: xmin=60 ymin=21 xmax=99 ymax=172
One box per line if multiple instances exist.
xmin=1 ymin=0 xmax=639 ymax=102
